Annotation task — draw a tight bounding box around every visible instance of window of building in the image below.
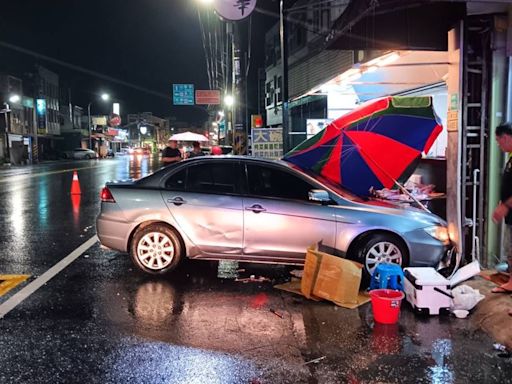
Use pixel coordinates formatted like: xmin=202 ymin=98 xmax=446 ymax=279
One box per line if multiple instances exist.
xmin=277 ymin=76 xmax=283 ymax=103
xmin=266 ymin=81 xmax=273 ymax=107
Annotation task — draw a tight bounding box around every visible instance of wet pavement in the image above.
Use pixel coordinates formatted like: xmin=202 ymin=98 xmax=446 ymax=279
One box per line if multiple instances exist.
xmin=0 ymin=156 xmax=511 ymax=383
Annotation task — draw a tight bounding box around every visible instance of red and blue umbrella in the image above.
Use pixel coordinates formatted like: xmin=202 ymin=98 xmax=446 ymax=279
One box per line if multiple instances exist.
xmin=283 ymin=96 xmax=443 ymax=196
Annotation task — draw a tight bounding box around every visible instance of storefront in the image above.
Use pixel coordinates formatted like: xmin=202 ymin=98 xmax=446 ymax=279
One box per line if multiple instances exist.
xmin=317 ymin=0 xmax=512 ymax=266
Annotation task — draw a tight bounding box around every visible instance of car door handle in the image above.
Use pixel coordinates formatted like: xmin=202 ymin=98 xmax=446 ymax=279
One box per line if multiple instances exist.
xmin=245 ymin=204 xmax=266 ymax=213
xmin=168 ymin=197 xmax=186 ymax=206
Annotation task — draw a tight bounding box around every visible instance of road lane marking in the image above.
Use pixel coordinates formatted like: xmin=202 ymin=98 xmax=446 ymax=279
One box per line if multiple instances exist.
xmin=0 ymin=236 xmax=98 ymax=319
xmin=0 ymin=163 xmax=114 ymax=184
xmin=0 ymin=275 xmax=30 ymax=297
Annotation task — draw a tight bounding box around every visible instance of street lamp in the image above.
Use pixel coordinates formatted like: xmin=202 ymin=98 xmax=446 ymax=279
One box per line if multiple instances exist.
xmin=88 ymin=93 xmax=112 ymax=150
xmin=224 ymin=95 xmax=234 ymax=107
xmin=8 ymin=94 xmax=20 ymax=104
xmin=198 ymin=0 xmax=214 ymax=3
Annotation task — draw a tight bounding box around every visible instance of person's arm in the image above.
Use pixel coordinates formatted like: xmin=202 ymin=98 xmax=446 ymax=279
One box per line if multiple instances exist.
xmin=162 ymin=155 xmax=181 ymax=162
xmin=493 ymin=196 xmax=512 ymax=223
xmin=162 ymin=149 xmax=182 ymax=162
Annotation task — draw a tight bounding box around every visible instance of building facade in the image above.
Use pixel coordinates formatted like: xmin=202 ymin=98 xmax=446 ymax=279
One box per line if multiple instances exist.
xmin=0 ymin=74 xmax=37 ymax=164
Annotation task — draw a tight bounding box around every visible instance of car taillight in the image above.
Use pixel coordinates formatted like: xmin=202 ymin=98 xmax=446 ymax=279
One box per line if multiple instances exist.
xmin=101 ymin=187 xmax=116 ymax=203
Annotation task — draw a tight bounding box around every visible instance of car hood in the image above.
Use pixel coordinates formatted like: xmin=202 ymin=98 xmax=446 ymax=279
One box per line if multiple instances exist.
xmin=340 ymin=198 xmax=447 ymax=227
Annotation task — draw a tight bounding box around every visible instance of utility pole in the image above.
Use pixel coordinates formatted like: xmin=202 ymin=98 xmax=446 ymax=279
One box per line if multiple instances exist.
xmin=280 ymin=0 xmax=290 ymax=153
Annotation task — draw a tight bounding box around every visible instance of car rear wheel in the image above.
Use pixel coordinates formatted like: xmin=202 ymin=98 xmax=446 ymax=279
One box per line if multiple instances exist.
xmin=357 ymin=234 xmax=409 ymax=285
xmin=130 ymin=224 xmax=182 ymax=275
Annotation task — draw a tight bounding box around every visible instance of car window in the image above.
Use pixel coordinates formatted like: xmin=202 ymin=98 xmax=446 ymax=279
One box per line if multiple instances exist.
xmin=246 ymin=164 xmax=315 ymax=201
xmin=165 ymin=168 xmax=187 ymax=191
xmin=187 ymin=162 xmax=238 ymax=194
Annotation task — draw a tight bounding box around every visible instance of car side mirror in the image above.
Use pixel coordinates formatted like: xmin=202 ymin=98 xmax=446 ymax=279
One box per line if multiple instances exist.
xmin=308 ymin=189 xmax=331 ymax=204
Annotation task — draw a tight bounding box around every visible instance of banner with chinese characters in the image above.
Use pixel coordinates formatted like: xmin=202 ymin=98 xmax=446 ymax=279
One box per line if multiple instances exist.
xmin=251 ymin=128 xmax=283 ymax=160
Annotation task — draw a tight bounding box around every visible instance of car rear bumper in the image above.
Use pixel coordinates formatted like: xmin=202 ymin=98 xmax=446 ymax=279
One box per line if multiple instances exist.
xmin=96 ymin=214 xmax=131 ymax=253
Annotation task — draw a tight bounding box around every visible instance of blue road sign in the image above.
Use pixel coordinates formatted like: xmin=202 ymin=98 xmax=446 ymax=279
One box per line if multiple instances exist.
xmin=173 ymin=84 xmax=195 ymax=106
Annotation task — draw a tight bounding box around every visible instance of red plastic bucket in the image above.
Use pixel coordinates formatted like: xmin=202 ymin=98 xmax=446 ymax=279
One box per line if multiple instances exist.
xmin=370 ymin=289 xmax=405 ymax=324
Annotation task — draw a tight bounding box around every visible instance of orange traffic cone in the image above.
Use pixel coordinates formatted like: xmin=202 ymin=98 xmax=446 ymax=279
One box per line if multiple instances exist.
xmin=71 ymin=170 xmax=81 ymax=195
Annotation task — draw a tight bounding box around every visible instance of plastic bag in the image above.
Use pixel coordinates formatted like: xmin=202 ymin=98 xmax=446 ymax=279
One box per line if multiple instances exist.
xmin=451 ymin=285 xmax=485 ymax=311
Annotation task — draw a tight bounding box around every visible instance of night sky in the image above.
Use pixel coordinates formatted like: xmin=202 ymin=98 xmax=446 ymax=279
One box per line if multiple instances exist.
xmin=0 ymin=0 xmax=279 ymax=123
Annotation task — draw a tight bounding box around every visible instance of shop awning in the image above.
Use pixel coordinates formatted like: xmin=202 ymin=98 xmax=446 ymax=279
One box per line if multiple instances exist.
xmin=325 ymin=0 xmax=466 ymax=51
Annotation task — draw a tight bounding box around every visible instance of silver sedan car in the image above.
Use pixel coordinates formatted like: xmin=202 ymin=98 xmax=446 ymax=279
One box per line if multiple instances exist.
xmin=64 ymin=148 xmax=98 ymax=160
xmin=96 ymin=156 xmax=453 ymax=281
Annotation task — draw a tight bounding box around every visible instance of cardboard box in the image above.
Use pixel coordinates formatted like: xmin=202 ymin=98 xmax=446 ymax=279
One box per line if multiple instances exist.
xmin=300 ymin=246 xmax=370 ymax=309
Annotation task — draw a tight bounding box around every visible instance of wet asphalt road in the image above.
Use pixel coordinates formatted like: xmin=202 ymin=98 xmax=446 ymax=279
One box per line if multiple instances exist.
xmin=0 ymin=156 xmax=511 ymax=384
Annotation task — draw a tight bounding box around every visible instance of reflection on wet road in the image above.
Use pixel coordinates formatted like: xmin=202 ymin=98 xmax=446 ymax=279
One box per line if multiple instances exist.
xmin=0 ymin=156 xmax=510 ymax=383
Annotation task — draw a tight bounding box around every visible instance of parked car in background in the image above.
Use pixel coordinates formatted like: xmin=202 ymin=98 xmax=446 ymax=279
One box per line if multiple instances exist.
xmin=131 ymin=147 xmax=151 ymax=156
xmin=97 ymin=157 xmax=454 ymax=283
xmin=63 ymin=148 xmax=98 ymax=160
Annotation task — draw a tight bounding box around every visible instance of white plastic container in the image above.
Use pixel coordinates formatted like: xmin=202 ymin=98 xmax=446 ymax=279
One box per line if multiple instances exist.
xmin=404 ymin=267 xmax=452 ymax=315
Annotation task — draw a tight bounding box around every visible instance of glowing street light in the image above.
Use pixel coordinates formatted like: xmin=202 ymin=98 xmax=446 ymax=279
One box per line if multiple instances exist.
xmin=101 ymin=93 xmax=110 ymax=101
xmin=139 ymin=126 xmax=148 ymax=135
xmin=198 ymin=0 xmax=214 ymax=4
xmin=224 ymin=95 xmax=234 ymax=107
xmin=8 ymin=94 xmax=20 ymax=103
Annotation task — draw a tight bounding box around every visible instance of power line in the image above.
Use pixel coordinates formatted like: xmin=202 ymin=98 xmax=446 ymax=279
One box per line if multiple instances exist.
xmin=0 ymin=40 xmax=209 ymax=114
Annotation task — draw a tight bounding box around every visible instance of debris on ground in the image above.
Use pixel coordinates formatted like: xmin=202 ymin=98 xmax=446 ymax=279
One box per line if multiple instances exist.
xmin=217 ymin=260 xmax=239 ymax=279
xmin=235 ymin=275 xmax=271 ymax=283
xmin=494 ymin=343 xmax=507 ymax=352
xmin=269 ymin=308 xmax=283 ymax=318
xmin=304 ymin=356 xmax=326 ymax=365
xmin=452 ymin=309 xmax=469 ymax=319
xmin=289 ymin=269 xmax=303 ymax=278
xmin=276 ymin=246 xmax=370 ymax=309
xmin=451 ymin=285 xmax=485 ymax=311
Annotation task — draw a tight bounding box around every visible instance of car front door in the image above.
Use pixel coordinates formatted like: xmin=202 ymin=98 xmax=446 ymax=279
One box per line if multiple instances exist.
xmin=161 ymin=161 xmax=244 ymax=256
xmin=242 ymin=163 xmax=337 ymax=263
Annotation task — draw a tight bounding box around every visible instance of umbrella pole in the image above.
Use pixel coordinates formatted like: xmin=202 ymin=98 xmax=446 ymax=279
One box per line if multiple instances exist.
xmin=392 ymin=179 xmax=431 ymax=213
xmin=358 ymin=147 xmax=431 ymax=213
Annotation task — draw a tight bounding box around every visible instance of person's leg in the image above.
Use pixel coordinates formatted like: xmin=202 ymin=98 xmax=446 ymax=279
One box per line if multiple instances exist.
xmin=492 ymin=225 xmax=512 ymax=292
xmin=506 ymin=225 xmax=512 ymax=288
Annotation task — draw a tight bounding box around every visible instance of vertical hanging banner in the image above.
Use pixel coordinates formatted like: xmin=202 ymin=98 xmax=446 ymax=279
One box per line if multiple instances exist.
xmin=214 ymin=0 xmax=257 ymax=21
xmin=36 ymin=99 xmax=47 ymax=135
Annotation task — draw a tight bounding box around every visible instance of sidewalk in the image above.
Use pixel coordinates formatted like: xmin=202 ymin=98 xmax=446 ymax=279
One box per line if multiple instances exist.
xmin=466 ymin=275 xmax=512 ymax=349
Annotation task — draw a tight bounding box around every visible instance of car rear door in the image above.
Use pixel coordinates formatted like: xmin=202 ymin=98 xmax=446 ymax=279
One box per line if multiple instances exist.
xmin=161 ymin=160 xmax=244 ymax=256
xmin=242 ymin=162 xmax=337 ymax=263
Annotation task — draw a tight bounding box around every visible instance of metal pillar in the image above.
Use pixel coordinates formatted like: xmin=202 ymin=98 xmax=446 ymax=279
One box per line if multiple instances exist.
xmin=280 ymin=0 xmax=290 ymax=153
xmin=446 ymin=23 xmax=464 ymax=258
xmin=486 ymin=20 xmax=508 ymax=266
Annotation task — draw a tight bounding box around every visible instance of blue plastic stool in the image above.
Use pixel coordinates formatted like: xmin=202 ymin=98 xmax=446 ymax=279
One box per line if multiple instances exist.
xmin=370 ymin=263 xmax=405 ymax=291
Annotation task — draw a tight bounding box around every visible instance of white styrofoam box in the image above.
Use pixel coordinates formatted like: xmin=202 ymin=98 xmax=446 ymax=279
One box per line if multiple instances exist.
xmin=404 ymin=267 xmax=452 ymax=315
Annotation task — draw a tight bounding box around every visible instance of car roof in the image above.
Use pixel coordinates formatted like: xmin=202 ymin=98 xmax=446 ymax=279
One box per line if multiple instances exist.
xmin=135 ymin=156 xmax=294 ymax=187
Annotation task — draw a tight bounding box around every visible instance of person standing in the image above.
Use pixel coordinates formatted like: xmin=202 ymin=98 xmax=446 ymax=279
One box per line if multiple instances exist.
xmin=187 ymin=141 xmax=205 ymax=158
xmin=161 ymin=139 xmax=182 ymax=166
xmin=491 ymin=123 xmax=512 ymax=302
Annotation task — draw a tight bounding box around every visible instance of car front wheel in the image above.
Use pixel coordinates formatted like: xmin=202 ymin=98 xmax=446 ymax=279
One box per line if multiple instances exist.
xmin=357 ymin=234 xmax=409 ymax=285
xmin=130 ymin=224 xmax=182 ymax=275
